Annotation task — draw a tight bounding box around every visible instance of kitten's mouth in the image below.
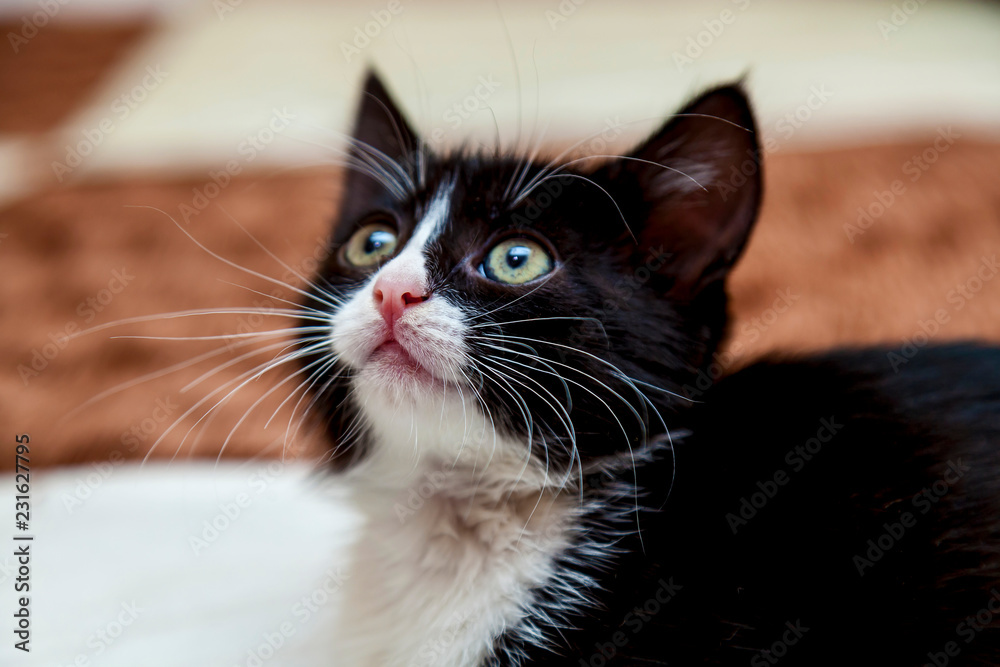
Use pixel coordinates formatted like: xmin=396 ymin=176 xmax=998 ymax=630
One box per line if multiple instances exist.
xmin=347 ymin=316 xmax=468 ymax=394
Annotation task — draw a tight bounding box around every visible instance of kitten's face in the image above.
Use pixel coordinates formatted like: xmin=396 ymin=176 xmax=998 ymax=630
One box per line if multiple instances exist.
xmin=303 ymin=73 xmax=761 ymax=483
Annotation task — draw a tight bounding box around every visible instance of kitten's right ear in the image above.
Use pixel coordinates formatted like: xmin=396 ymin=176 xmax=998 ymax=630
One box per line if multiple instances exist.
xmin=350 ymin=70 xmax=419 ymax=165
xmin=601 ymin=84 xmax=762 ymax=299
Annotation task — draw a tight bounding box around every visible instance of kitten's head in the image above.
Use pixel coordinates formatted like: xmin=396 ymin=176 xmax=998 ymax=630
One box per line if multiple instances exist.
xmin=302 ymin=72 xmax=760 ymax=485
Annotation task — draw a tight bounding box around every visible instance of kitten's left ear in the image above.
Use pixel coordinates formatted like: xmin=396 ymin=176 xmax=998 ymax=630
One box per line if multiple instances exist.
xmin=350 ymin=69 xmax=419 ymax=163
xmin=338 ymin=71 xmax=421 ymax=218
xmin=604 ymin=84 xmax=762 ymax=297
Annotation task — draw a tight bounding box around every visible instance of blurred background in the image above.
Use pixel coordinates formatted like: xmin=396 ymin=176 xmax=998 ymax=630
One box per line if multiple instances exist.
xmin=2 ymin=0 xmax=1000 ymax=467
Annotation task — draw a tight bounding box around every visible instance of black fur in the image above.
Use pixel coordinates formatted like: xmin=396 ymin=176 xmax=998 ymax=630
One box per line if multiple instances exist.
xmin=500 ymin=344 xmax=1000 ymax=665
xmin=302 ymin=72 xmax=1000 ymax=665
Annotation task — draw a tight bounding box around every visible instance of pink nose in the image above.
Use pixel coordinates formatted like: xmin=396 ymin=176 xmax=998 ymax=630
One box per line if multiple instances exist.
xmin=372 ymin=275 xmax=430 ymax=327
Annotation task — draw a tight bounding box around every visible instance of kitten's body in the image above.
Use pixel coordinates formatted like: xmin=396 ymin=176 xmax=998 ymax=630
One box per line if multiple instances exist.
xmin=331 ymin=345 xmax=1000 ymax=666
xmin=508 ymin=344 xmax=1000 ymax=665
xmin=304 ymin=73 xmax=1000 ymax=665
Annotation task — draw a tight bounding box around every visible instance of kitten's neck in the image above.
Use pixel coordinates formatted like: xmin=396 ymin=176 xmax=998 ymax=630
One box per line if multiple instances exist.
xmin=332 ymin=397 xmax=675 ymax=666
xmin=352 ymin=391 xmax=567 ymax=496
xmin=335 ymin=457 xmax=588 ymax=667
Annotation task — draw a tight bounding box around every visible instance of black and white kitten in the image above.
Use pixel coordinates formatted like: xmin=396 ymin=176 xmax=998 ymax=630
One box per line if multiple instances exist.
xmin=301 ymin=72 xmax=1000 ymax=666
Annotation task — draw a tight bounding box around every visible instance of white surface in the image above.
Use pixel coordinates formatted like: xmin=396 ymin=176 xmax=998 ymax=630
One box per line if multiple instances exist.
xmin=0 ymin=461 xmax=359 ymax=667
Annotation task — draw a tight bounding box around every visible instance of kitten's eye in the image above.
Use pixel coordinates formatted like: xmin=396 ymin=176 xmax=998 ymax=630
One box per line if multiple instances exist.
xmin=343 ymin=222 xmax=398 ymax=267
xmin=481 ymin=237 xmax=553 ymax=285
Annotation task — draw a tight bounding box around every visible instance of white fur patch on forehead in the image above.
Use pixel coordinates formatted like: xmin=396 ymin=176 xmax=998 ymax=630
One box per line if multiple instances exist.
xmin=408 ymin=179 xmax=455 ymax=251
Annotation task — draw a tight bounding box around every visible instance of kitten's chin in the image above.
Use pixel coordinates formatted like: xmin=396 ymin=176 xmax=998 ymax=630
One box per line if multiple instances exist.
xmin=372 ymin=340 xmax=435 ymax=381
xmin=356 ymin=341 xmax=450 ymax=403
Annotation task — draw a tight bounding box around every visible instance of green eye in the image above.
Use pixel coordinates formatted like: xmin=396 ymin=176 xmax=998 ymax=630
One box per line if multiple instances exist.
xmin=481 ymin=237 xmax=554 ymax=285
xmin=344 ymin=222 xmax=398 ymax=267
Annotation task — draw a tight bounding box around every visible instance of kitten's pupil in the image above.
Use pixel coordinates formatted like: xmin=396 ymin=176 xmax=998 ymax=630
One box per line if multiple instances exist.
xmin=506 ymin=246 xmax=530 ymax=269
xmin=365 ymin=230 xmax=394 ymax=254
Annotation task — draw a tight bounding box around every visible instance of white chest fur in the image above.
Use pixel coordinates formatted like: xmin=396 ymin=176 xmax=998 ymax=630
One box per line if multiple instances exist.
xmin=333 ymin=468 xmax=577 ymax=667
